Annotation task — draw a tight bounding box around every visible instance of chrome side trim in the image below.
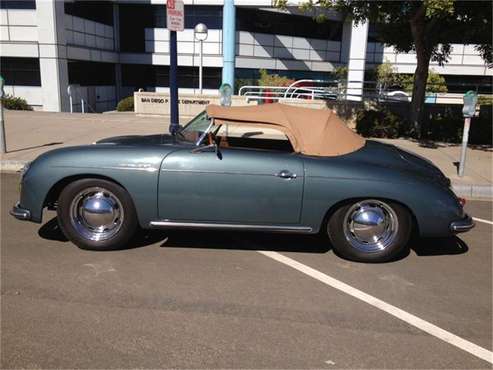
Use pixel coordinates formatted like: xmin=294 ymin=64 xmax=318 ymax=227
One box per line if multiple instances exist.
xmin=149 ymin=220 xmax=312 ymax=233
xmin=450 ymin=215 xmax=475 ymax=233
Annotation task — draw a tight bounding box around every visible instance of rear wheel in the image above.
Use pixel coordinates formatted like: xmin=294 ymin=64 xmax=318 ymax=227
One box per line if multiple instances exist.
xmin=327 ymin=199 xmax=411 ymax=262
xmin=57 ymin=179 xmax=138 ymax=251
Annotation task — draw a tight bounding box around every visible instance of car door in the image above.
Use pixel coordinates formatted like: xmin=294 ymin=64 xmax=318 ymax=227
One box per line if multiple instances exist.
xmin=158 ymin=147 xmax=304 ymax=224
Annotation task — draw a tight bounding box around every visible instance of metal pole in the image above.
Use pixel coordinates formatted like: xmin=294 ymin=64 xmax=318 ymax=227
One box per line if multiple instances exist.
xmin=169 ymin=30 xmax=179 ymax=135
xmin=81 ymin=98 xmax=85 ymax=114
xmin=221 ymin=0 xmax=235 ymax=87
xmin=0 ymin=76 xmax=6 ymax=154
xmin=458 ymin=117 xmax=471 ymax=177
xmin=69 ymin=95 xmax=73 ymax=113
xmin=199 ymin=39 xmax=203 ymax=95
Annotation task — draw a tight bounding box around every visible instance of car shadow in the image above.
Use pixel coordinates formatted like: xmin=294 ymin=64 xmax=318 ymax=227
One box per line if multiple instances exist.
xmin=411 ymin=236 xmax=469 ymax=256
xmin=157 ymin=229 xmax=331 ymax=253
xmin=38 ymin=216 xmax=469 ymax=258
xmin=38 ymin=217 xmax=68 ymax=242
xmin=38 ymin=216 xmax=330 ymax=253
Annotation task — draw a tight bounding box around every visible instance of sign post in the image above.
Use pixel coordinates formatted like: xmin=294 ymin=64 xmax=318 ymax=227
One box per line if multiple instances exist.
xmin=458 ymin=90 xmax=478 ymax=177
xmin=0 ymin=76 xmax=6 ymax=154
xmin=167 ymin=0 xmax=184 ymax=135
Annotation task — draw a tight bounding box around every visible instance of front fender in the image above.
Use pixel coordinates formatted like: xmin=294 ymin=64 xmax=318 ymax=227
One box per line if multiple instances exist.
xmin=20 ymin=145 xmax=172 ymax=227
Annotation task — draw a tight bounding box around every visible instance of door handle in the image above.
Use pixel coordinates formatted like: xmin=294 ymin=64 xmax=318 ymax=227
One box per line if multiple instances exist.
xmin=276 ymin=170 xmax=297 ymax=179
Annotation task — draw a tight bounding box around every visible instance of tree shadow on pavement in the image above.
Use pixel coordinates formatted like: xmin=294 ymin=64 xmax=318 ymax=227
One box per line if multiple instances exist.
xmin=6 ymin=142 xmax=63 ymax=154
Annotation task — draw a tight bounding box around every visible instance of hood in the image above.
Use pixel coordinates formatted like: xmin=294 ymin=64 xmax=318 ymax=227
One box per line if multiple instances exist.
xmin=353 ymin=140 xmax=450 ymax=187
xmin=96 ymin=134 xmax=176 ymax=146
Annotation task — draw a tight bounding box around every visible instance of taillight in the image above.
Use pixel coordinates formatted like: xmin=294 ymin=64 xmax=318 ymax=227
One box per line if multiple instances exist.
xmin=458 ymin=197 xmax=466 ymax=207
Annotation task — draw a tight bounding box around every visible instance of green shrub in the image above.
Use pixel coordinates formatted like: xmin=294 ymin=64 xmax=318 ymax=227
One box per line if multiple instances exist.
xmin=478 ymin=95 xmax=493 ymax=105
xmin=1 ymin=94 xmax=32 ymax=110
xmin=421 ymin=115 xmax=462 ymax=143
xmin=116 ymin=96 xmax=134 ymax=112
xmin=356 ymin=108 xmax=405 ymax=139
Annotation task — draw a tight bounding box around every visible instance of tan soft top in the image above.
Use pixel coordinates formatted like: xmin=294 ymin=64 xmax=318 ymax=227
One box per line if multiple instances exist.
xmin=206 ymin=103 xmax=365 ymax=157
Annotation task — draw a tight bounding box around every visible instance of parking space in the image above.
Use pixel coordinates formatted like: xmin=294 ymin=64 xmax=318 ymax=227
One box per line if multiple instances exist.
xmin=1 ymin=173 xmax=492 ymax=368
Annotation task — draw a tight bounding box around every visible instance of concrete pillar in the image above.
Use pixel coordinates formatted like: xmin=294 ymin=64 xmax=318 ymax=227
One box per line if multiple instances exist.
xmin=221 ymin=0 xmax=235 ymax=87
xmin=36 ymin=0 xmax=70 ymax=112
xmin=346 ymin=19 xmax=368 ymax=102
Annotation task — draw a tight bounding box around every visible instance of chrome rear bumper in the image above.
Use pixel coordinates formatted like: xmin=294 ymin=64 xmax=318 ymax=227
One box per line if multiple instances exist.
xmin=10 ymin=202 xmax=31 ymax=221
xmin=450 ymin=215 xmax=475 ymax=233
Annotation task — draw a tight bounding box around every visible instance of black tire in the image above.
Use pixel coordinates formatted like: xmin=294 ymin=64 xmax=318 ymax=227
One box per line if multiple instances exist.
xmin=57 ymin=178 xmax=138 ymax=251
xmin=327 ymin=199 xmax=412 ymax=263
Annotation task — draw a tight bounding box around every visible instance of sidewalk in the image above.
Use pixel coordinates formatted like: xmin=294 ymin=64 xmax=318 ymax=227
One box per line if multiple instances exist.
xmin=1 ymin=110 xmax=492 ymax=198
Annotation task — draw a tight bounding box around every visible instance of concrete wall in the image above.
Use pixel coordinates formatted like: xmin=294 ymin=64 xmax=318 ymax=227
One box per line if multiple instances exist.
xmin=134 ymin=92 xmax=253 ymax=116
xmin=133 ymin=92 xmax=328 ymax=117
xmin=367 ymin=43 xmax=492 ymax=76
xmin=3 ymin=86 xmax=43 ymax=109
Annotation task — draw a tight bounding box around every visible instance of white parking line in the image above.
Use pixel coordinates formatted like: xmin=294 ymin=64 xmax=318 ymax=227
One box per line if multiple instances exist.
xmin=473 ymin=217 xmax=493 ymax=226
xmin=258 ymin=250 xmax=493 ymax=365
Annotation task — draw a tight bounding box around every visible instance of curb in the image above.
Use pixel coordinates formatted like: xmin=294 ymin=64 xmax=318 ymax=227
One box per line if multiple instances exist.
xmin=451 ymin=184 xmax=493 ymax=200
xmin=1 ymin=160 xmax=28 ymax=173
xmin=1 ymin=160 xmax=492 ymax=200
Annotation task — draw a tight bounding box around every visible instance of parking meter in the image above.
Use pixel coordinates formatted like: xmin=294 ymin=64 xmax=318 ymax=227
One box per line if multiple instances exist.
xmin=462 ymin=90 xmax=478 ymax=118
xmin=219 ymin=83 xmax=232 ymax=107
xmin=458 ymin=91 xmax=478 ymax=177
xmin=0 ymin=75 xmax=6 ymax=153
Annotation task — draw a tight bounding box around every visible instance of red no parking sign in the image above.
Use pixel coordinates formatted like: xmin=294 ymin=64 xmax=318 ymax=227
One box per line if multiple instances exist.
xmin=166 ymin=0 xmax=184 ymax=32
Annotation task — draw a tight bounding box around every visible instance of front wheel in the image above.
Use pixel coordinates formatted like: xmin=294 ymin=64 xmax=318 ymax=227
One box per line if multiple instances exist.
xmin=327 ymin=199 xmax=411 ymax=262
xmin=57 ymin=179 xmax=138 ymax=251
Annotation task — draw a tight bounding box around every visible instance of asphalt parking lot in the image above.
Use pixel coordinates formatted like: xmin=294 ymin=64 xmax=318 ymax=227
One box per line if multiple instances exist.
xmin=1 ymin=172 xmax=492 ymax=369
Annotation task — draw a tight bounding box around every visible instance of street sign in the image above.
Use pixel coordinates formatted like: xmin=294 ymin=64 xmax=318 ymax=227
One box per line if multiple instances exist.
xmin=166 ymin=0 xmax=184 ymax=32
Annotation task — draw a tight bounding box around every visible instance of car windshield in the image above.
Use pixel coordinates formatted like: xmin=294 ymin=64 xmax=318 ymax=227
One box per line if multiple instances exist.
xmin=177 ymin=111 xmax=218 ymax=145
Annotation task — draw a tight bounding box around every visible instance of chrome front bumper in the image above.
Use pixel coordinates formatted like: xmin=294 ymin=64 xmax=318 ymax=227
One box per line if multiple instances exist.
xmin=10 ymin=202 xmax=31 ymax=221
xmin=450 ymin=215 xmax=475 ymax=233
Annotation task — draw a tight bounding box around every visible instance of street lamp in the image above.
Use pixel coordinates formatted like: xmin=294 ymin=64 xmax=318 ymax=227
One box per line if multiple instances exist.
xmin=194 ymin=23 xmax=208 ymax=95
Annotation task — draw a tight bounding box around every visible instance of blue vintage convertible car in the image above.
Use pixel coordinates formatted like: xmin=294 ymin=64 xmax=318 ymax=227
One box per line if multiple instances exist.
xmin=10 ymin=103 xmax=474 ymax=262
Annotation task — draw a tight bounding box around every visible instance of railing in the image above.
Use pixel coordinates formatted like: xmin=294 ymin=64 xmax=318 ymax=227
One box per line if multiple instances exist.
xmin=238 ymin=79 xmax=341 ymax=102
xmin=238 ymin=79 xmax=492 ymax=105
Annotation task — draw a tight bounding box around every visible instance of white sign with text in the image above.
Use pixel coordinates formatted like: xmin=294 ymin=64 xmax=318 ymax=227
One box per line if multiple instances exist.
xmin=166 ymin=0 xmax=184 ymax=32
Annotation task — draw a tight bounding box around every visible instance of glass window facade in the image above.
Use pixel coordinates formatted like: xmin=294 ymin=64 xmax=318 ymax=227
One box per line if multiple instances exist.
xmin=152 ymin=5 xmax=223 ymax=29
xmin=68 ymin=61 xmax=116 ymax=86
xmin=236 ymin=8 xmax=342 ymax=41
xmin=0 ymin=57 xmax=41 ymax=86
xmin=119 ymin=4 xmax=222 ymax=53
xmin=0 ymin=0 xmax=35 ymax=9
xmin=121 ymin=64 xmax=222 ymax=90
xmin=64 ymin=1 xmax=113 ymax=26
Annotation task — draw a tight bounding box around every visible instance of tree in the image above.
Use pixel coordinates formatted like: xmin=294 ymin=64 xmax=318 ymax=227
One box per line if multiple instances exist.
xmin=258 ymin=69 xmax=295 ymax=87
xmin=399 ymin=71 xmax=448 ymax=94
xmin=275 ymin=0 xmax=492 ymax=136
xmin=375 ymin=59 xmax=448 ymax=94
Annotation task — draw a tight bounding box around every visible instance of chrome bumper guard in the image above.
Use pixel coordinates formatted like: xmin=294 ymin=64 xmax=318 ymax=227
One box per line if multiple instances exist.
xmin=10 ymin=202 xmax=31 ymax=221
xmin=450 ymin=215 xmax=475 ymax=233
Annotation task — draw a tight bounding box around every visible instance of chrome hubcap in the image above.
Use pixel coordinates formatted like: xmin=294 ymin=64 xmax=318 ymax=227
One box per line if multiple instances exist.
xmin=69 ymin=187 xmax=124 ymax=241
xmin=342 ymin=200 xmax=398 ymax=253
